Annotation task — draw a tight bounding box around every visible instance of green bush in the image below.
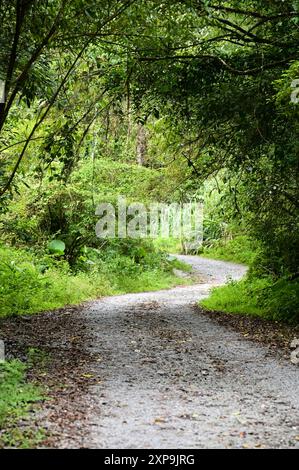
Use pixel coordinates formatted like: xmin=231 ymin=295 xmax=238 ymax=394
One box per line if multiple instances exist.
xmin=0 ymin=242 xmax=189 ymax=318
xmin=0 ymin=244 xmax=111 ymax=317
xmin=202 ymin=235 xmax=257 ymax=265
xmin=0 ymin=360 xmax=43 ymax=448
xmin=201 ymin=276 xmax=299 ymax=324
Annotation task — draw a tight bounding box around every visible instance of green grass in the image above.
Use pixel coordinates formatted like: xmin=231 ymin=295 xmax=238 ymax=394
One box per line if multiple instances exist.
xmin=153 ymin=237 xmax=182 ymax=254
xmin=0 ymin=245 xmax=113 ymax=317
xmin=200 ymin=234 xmax=298 ymax=323
xmin=113 ymin=269 xmax=191 ymax=294
xmin=200 ymin=276 xmax=299 ymax=323
xmin=201 ymin=235 xmax=257 ymax=265
xmin=201 ymin=278 xmax=269 ymax=317
xmin=0 ymin=360 xmax=44 ymax=448
xmin=170 ymin=257 xmax=193 ymax=272
xmin=0 ymin=244 xmax=192 ymax=318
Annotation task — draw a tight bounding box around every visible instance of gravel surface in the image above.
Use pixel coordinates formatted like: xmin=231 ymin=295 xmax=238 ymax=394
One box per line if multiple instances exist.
xmin=81 ymin=257 xmax=298 ymax=448
xmin=1 ymin=256 xmax=298 ymax=449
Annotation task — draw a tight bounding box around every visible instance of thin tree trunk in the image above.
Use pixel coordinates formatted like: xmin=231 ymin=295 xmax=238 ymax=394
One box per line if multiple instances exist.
xmin=136 ymin=122 xmax=147 ymax=166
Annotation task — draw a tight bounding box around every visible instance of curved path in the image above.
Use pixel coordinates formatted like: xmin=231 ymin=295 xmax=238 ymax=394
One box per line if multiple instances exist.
xmin=76 ymin=257 xmax=299 ymax=448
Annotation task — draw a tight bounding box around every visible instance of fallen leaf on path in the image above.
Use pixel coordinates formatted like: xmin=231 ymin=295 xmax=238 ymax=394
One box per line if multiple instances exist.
xmin=154 ymin=417 xmax=166 ymax=425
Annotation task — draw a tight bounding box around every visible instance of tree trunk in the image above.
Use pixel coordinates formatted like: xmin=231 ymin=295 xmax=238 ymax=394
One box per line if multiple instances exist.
xmin=136 ymin=122 xmax=147 ymax=166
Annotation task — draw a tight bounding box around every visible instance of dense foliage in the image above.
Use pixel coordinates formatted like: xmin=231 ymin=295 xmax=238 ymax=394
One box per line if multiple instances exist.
xmin=2 ymin=1 xmax=299 ymax=449
xmin=0 ymin=0 xmax=298 ymax=322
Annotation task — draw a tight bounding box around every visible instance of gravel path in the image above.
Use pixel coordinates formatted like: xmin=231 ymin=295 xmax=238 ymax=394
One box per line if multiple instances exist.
xmin=74 ymin=256 xmax=299 ymax=449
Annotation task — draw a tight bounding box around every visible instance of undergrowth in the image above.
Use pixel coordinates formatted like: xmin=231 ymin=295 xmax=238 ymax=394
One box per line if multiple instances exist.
xmin=201 ymin=235 xmax=257 ymax=265
xmin=201 ymin=276 xmax=299 ymax=324
xmin=0 ymin=243 xmax=191 ymax=318
xmin=0 ymin=360 xmax=44 ymax=448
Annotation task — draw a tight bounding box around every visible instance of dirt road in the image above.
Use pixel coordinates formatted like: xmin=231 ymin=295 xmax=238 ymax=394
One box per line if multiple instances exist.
xmin=75 ymin=256 xmax=299 ymax=448
xmin=3 ymin=255 xmax=298 ymax=449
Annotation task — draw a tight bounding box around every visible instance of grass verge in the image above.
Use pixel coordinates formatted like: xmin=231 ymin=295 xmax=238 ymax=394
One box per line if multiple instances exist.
xmin=0 ymin=245 xmax=192 ymax=318
xmin=201 ymin=235 xmax=256 ymax=265
xmin=0 ymin=359 xmax=44 ymax=448
xmin=113 ymin=268 xmax=191 ymax=294
xmin=200 ymin=276 xmax=299 ymax=324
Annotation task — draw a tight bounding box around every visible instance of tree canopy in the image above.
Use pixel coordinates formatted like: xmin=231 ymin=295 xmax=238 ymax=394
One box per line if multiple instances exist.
xmin=0 ymin=0 xmax=299 ymax=321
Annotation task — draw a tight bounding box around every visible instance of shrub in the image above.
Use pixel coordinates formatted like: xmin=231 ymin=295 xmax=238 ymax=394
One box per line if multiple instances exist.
xmin=201 ymin=276 xmax=299 ymax=324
